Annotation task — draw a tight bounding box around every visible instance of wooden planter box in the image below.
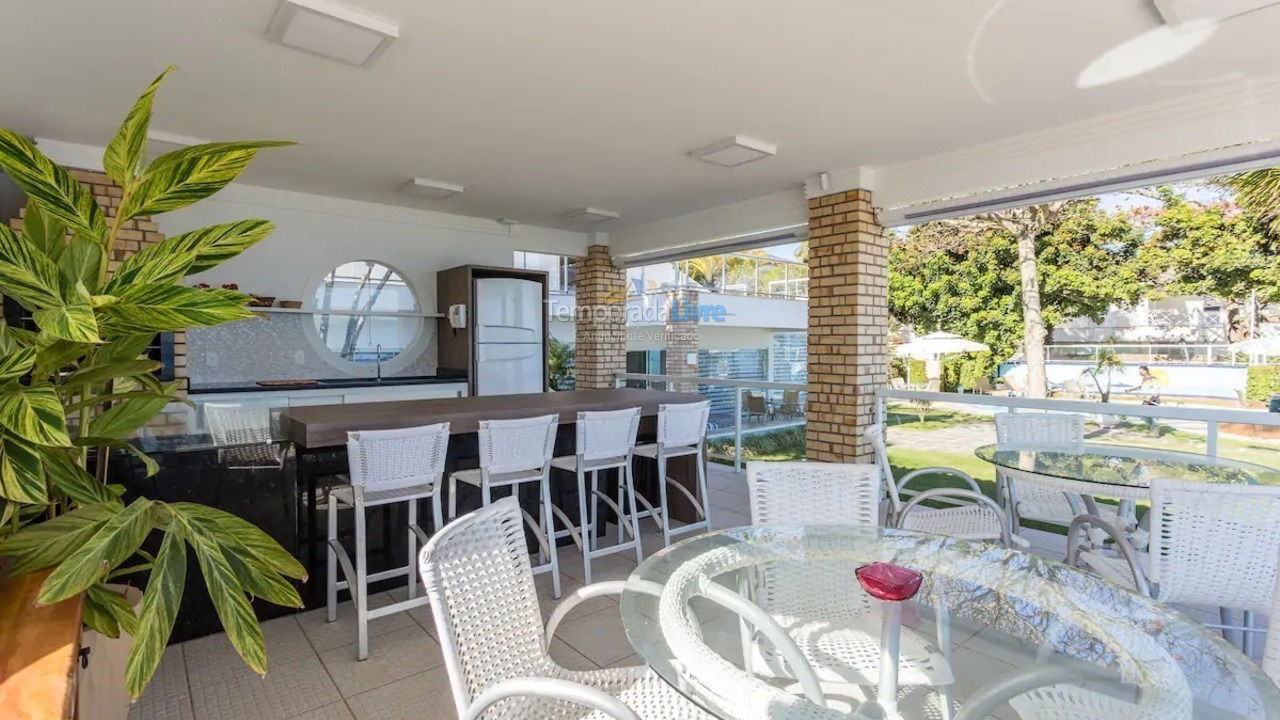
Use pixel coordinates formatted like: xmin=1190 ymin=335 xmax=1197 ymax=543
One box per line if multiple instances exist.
xmin=0 ymin=570 xmax=83 ymax=720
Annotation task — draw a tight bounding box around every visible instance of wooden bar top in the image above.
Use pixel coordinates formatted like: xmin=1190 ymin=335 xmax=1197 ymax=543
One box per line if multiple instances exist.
xmin=281 ymin=388 xmax=704 ymax=449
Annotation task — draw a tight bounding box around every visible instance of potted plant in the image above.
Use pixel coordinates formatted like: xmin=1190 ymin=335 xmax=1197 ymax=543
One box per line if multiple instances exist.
xmin=0 ymin=67 xmax=301 ymax=703
xmin=1081 ymin=349 xmax=1125 ymax=425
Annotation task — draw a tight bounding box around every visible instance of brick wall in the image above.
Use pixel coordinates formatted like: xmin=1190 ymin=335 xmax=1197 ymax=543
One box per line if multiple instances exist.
xmin=804 ymin=189 xmax=888 ymax=462
xmin=8 ymin=169 xmax=191 ymax=434
xmin=664 ymin=288 xmax=699 ymax=392
xmin=573 ymin=244 xmax=627 ymax=389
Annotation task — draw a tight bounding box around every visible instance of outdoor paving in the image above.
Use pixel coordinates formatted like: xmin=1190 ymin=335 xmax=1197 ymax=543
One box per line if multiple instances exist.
xmin=125 ymin=462 xmax=1244 ymax=720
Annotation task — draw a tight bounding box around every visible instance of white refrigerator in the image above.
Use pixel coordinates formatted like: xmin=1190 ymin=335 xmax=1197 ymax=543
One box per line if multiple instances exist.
xmin=474 ymin=277 xmax=545 ymax=395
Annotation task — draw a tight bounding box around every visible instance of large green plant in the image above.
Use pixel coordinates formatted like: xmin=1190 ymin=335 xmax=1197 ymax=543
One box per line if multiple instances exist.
xmin=0 ymin=68 xmax=301 ymax=697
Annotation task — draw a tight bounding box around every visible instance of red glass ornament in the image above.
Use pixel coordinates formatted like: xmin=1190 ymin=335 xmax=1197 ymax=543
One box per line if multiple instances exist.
xmin=855 ymin=562 xmax=923 ymax=602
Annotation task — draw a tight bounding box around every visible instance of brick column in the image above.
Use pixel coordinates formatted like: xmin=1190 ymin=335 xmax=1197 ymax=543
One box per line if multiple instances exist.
xmin=8 ymin=169 xmax=187 ymax=391
xmin=805 ymin=189 xmax=888 ymax=462
xmin=573 ymin=244 xmax=627 ymax=389
xmin=664 ymin=288 xmax=699 ymax=392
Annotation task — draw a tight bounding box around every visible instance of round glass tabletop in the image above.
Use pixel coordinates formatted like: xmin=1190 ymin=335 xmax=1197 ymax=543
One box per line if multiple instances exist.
xmin=620 ymin=524 xmax=1280 ymax=720
xmin=974 ymin=442 xmax=1280 ymax=491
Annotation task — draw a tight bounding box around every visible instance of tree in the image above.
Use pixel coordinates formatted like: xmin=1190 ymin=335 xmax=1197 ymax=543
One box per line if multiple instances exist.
xmin=1139 ymin=188 xmax=1280 ymax=341
xmin=1223 ymin=168 xmax=1280 ymax=236
xmin=889 ymin=198 xmax=1146 ymax=394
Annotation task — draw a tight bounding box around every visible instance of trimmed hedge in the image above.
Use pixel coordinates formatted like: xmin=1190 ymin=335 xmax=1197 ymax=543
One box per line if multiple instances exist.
xmin=1246 ymin=365 xmax=1280 ymax=403
xmin=941 ymin=352 xmax=994 ymax=392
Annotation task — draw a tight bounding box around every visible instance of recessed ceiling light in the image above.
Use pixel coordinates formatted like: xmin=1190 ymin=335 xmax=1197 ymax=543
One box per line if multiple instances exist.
xmin=404 ymin=178 xmax=464 ymax=199
xmin=267 ymin=0 xmax=398 ymax=68
xmin=566 ymin=208 xmax=621 ymax=223
xmin=691 ymin=135 xmax=777 ymax=167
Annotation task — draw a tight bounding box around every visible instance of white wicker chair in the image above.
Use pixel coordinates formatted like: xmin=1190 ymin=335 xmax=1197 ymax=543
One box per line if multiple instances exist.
xmin=203 ymin=401 xmax=285 ymax=469
xmin=419 ymin=497 xmax=712 ymax=720
xmin=994 ymin=412 xmax=1133 ymax=534
xmin=449 ymin=414 xmax=561 ymax=596
xmin=550 ymin=407 xmax=644 ymax=586
xmin=631 ymin=401 xmax=712 ymax=548
xmin=1071 ymin=478 xmax=1280 ymax=659
xmin=743 ymin=462 xmax=954 ymax=698
xmin=328 ymin=422 xmax=450 ymax=660
xmin=866 ymin=423 xmax=1016 ymax=547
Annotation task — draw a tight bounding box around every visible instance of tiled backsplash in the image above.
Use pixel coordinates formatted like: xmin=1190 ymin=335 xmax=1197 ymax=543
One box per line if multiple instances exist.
xmin=186 ymin=313 xmax=437 ymax=386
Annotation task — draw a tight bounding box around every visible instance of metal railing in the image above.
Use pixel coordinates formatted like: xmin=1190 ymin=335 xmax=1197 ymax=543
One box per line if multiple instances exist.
xmin=627 ymin=252 xmax=809 ymax=301
xmin=1043 ymin=343 xmax=1272 ymax=365
xmin=615 ymin=372 xmax=806 ymax=470
xmin=877 ymin=388 xmax=1280 ymax=457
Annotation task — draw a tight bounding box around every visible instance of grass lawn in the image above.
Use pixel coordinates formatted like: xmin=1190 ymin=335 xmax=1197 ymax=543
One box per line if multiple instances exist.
xmin=884 ymin=404 xmax=989 ymax=430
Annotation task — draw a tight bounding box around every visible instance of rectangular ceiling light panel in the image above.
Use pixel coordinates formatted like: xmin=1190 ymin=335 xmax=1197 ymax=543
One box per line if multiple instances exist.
xmin=268 ymin=0 xmax=398 ymax=67
xmin=692 ymin=135 xmax=777 ymax=167
xmin=405 ymin=178 xmax=464 ymax=199
xmin=1154 ymin=0 xmax=1280 ymax=23
xmin=566 ymin=208 xmax=621 ymax=223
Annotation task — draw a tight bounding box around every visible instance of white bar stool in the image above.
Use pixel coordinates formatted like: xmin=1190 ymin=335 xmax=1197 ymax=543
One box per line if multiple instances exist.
xmin=632 ymin=400 xmax=712 ymax=547
xmin=327 ymin=422 xmax=450 ymax=660
xmin=549 ymin=407 xmax=644 ymax=585
xmin=447 ymin=413 xmax=561 ymax=596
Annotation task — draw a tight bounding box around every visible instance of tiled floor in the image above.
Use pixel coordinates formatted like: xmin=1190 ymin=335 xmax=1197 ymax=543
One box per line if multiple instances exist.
xmin=120 ymin=463 xmax=1168 ymax=720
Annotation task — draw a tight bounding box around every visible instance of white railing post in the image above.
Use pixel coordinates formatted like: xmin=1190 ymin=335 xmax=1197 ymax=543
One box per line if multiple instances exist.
xmin=734 ymin=388 xmax=744 ymax=472
xmin=1207 ymin=421 xmax=1219 ymax=457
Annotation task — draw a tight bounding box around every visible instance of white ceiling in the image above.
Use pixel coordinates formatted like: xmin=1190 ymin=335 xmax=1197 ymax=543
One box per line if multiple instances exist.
xmin=1 ymin=0 xmax=1279 ymax=230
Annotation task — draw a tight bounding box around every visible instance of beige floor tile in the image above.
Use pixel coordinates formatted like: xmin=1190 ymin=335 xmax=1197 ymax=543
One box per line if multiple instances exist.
xmin=129 ymin=645 xmax=194 ymax=720
xmin=318 ymin=623 xmax=444 ymax=697
xmin=554 ymin=604 xmax=637 ymax=668
xmin=377 ymin=587 xmax=440 ymax=639
xmin=285 ymin=701 xmax=355 ymax=720
xmin=345 ymin=667 xmax=455 ymax=720
xmin=186 ymin=651 xmax=341 ymax=720
xmin=557 ymin=551 xmax=638 ymax=585
xmin=298 ymin=591 xmax=421 ymax=653
xmin=184 ymin=616 xmax=315 ymax=675
xmin=537 ymin=570 xmax=617 ymax=623
xmin=602 ymin=652 xmax=643 ymax=669
xmin=549 ymin=638 xmax=599 ymax=670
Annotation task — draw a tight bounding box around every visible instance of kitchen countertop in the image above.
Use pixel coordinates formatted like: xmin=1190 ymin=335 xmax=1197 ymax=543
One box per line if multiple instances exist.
xmin=281 ymin=388 xmax=703 ymax=449
xmin=188 ymin=371 xmax=468 ymax=395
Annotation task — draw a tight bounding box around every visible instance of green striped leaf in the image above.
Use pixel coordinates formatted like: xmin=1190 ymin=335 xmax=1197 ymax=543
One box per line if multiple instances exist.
xmin=84 ymin=583 xmax=139 ymax=639
xmin=94 ymin=333 xmax=156 ymax=364
xmin=100 ymin=283 xmax=255 ymax=333
xmin=186 ymin=522 xmax=267 ymax=676
xmin=37 ymin=498 xmax=154 ymax=605
xmin=0 ymin=435 xmax=46 ymax=504
xmin=0 ymin=224 xmax=63 ymax=309
xmin=103 ymin=67 xmax=173 ymax=185
xmin=167 ymin=220 xmax=275 ymax=275
xmin=41 ymin=447 xmax=119 ymax=506
xmin=122 ymin=141 xmax=292 ymax=220
xmin=32 ymin=300 xmax=100 ymax=344
xmin=0 ymin=346 xmax=36 ymax=383
xmin=87 ymin=395 xmax=171 ymax=440
xmin=22 ymin=201 xmax=68 ymax=260
xmin=125 ymin=523 xmax=185 ymax=698
xmin=107 ymin=220 xmax=273 ymax=292
xmin=0 ymin=385 xmax=70 ymax=446
xmin=0 ymin=130 xmax=106 ymax=238
xmin=57 ymin=234 xmax=103 ymax=290
xmin=0 ymin=503 xmax=115 ymax=575
xmin=173 ymin=503 xmax=305 ymax=580
xmin=65 ymin=359 xmax=162 ymax=387
xmin=104 ymin=247 xmax=196 ymax=291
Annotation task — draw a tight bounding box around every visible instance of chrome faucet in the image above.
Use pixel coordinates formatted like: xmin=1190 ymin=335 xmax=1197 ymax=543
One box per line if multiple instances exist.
xmin=375 ymin=344 xmax=383 ymax=382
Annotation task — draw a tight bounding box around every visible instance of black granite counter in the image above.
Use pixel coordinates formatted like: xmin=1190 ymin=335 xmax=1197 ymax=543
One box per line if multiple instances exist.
xmin=188 ymin=370 xmax=467 ymax=395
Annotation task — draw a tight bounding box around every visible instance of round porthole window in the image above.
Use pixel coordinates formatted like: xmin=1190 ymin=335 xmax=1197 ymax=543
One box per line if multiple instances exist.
xmin=310 ymin=260 xmax=422 ymax=370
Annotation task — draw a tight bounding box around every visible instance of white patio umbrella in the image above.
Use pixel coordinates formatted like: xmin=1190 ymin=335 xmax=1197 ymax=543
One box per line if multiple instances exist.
xmin=894 ymin=331 xmax=989 ymax=360
xmin=1229 ymin=335 xmax=1280 ymax=357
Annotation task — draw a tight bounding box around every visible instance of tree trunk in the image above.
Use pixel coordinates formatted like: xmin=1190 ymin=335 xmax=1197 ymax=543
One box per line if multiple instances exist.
xmin=1017 ymin=229 xmax=1047 ymax=398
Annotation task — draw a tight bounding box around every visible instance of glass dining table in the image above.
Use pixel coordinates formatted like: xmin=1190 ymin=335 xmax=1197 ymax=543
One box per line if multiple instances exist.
xmin=619 ymin=524 xmax=1280 ymax=720
xmin=973 ymin=442 xmax=1280 ymax=501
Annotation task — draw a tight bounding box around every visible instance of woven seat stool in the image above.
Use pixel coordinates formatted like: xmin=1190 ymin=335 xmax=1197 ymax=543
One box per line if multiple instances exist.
xmin=327 ymin=422 xmax=450 ymax=660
